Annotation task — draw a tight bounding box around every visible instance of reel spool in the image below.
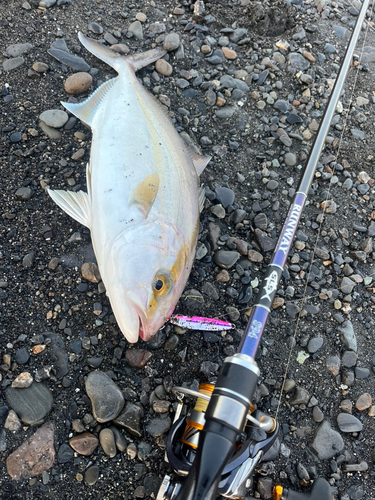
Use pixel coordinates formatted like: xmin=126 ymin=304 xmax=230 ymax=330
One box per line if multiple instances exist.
xmin=158 ymin=383 xmax=279 ymax=500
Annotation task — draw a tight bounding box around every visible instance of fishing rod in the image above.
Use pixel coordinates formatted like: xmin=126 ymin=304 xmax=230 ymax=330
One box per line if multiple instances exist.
xmin=157 ymin=0 xmax=372 ymax=499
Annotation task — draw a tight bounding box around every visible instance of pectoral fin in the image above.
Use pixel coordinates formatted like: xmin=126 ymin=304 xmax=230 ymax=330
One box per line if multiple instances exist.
xmin=47 ymin=188 xmax=91 ymax=228
xmin=130 ymin=173 xmax=159 ymax=218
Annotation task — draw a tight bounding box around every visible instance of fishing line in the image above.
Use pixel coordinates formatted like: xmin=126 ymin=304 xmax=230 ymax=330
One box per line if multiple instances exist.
xmin=275 ymin=0 xmax=375 ymax=419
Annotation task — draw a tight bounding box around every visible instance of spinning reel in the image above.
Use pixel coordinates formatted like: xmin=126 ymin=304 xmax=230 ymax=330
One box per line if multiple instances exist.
xmin=157 ymin=382 xmax=279 ymax=500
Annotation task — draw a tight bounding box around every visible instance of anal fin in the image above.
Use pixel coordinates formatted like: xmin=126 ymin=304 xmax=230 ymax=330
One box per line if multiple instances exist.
xmin=199 ymin=186 xmax=206 ymax=213
xmin=47 ymin=188 xmax=91 ymax=229
xmin=188 ymin=148 xmax=211 ymax=176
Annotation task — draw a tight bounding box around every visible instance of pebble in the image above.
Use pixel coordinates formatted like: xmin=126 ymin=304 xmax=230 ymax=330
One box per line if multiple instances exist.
xmin=85 ymin=371 xmax=124 ymax=423
xmin=57 ymin=444 xmax=74 ymax=463
xmin=6 ymin=382 xmax=53 ymax=425
xmin=64 ymin=72 xmax=92 ymax=94
xmin=88 ymin=22 xmax=103 ymax=34
xmin=3 ymin=57 xmax=25 ymax=72
xmin=109 ymin=426 xmax=127 ymax=451
xmin=113 ymin=402 xmax=142 ymax=438
xmin=337 ymin=413 xmax=363 ymax=432
xmin=85 ymin=465 xmax=99 ymax=486
xmin=155 ymin=59 xmax=172 ymax=76
xmin=48 ymin=49 xmax=90 ymax=72
xmin=163 ymin=33 xmax=180 ymax=51
xmin=215 ymin=187 xmax=235 ymax=207
xmin=15 ymin=347 xmax=29 ymax=364
xmin=5 ymin=410 xmax=22 ymax=433
xmin=311 ymin=420 xmax=344 ymax=459
xmin=99 ymin=428 xmax=117 ymax=458
xmin=222 ymin=47 xmax=237 ymax=59
xmin=40 ymin=121 xmax=62 ymax=140
xmin=307 ymin=337 xmax=323 ymax=353
xmin=69 ymin=432 xmax=99 ymax=455
xmin=40 ymin=110 xmax=69 ymax=129
xmin=12 ymin=372 xmax=33 ymax=388
xmin=284 ymin=153 xmax=297 ymax=166
xmin=145 ymin=416 xmax=172 ymax=437
xmin=214 ymin=250 xmax=240 ymax=269
xmin=6 ymin=422 xmax=55 ymax=480
xmin=128 ymin=21 xmax=143 ymax=40
xmin=338 ymin=321 xmax=357 ymax=351
xmin=81 ymin=262 xmax=101 ymax=283
xmin=355 ymin=393 xmax=371 ymax=411
xmin=6 ymin=43 xmax=33 ymax=58
xmin=125 ymin=349 xmax=152 ymax=368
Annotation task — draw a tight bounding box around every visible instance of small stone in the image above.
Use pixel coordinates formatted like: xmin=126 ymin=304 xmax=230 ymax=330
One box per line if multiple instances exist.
xmin=342 ymin=351 xmax=357 ymax=368
xmin=338 ymin=321 xmax=357 ymax=351
xmin=58 ymin=443 xmax=74 ymax=464
xmin=307 ymin=337 xmax=323 ymax=353
xmin=48 ymin=49 xmax=90 ymax=72
xmin=312 ymin=406 xmax=324 ymax=423
xmin=16 ymin=187 xmax=33 ymax=200
xmin=85 ymin=371 xmax=124 ymax=423
xmin=3 ymin=57 xmax=25 ymax=72
xmin=155 ymin=59 xmax=172 ymax=76
xmin=340 ymin=400 xmax=352 ymax=413
xmin=71 ymin=148 xmax=85 ymax=161
xmin=32 ymin=62 xmax=49 ymax=73
xmin=64 ymin=72 xmax=92 ymax=94
xmin=355 ymin=393 xmax=372 ymax=411
xmin=88 ymin=22 xmax=103 ymax=34
xmin=5 ymin=410 xmax=22 ymax=433
xmin=99 ymin=428 xmax=117 ymax=458
xmin=6 ymin=382 xmax=53 ymax=425
xmin=113 ymin=402 xmax=142 ymax=438
xmin=81 ymin=262 xmax=101 ymax=283
xmin=337 ymin=413 xmax=363 ymax=432
xmin=128 ymin=21 xmax=143 ymax=40
xmin=6 ymin=422 xmax=55 ymax=480
xmin=214 ymin=250 xmax=240 ymax=269
xmin=248 ymin=250 xmax=263 ymax=262
xmin=136 ymin=12 xmax=147 ymax=23
xmin=23 ymin=252 xmax=35 ymax=268
xmin=39 ymin=110 xmax=68 ymax=129
xmin=69 ymin=432 xmax=99 ymax=456
xmin=163 ymin=33 xmax=180 ymax=51
xmin=145 ymin=416 xmax=172 ymax=437
xmin=311 ymin=420 xmax=344 ymax=459
xmin=222 ymin=47 xmax=237 ymax=59
xmin=284 ymin=153 xmax=296 ymax=166
xmin=85 ymin=465 xmax=99 ymax=486
xmin=125 ymin=349 xmax=152 ymax=368
xmin=12 ymin=372 xmax=33 ymax=388
xmin=326 ymin=355 xmax=340 ymax=376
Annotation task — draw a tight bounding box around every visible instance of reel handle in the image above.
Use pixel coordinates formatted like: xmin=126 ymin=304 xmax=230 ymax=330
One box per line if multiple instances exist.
xmin=275 ymin=478 xmax=332 ymax=500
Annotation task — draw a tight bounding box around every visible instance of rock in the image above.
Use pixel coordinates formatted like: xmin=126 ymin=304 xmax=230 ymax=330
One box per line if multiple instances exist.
xmin=85 ymin=465 xmax=100 ymax=486
xmin=342 ymin=351 xmax=357 ymax=368
xmin=326 ymin=355 xmax=340 ymax=376
xmin=12 ymin=372 xmax=33 ymax=388
xmin=15 ymin=347 xmax=29 ymax=364
xmin=39 ymin=121 xmax=62 ymax=140
xmin=23 ymin=252 xmax=35 ymax=268
xmin=145 ymin=416 xmax=172 ymax=437
xmin=88 ymin=22 xmax=103 ymax=34
xmin=40 ymin=110 xmax=69 ymax=129
xmin=311 ymin=420 xmax=344 ymax=459
xmin=16 ymin=187 xmax=33 ymax=200
xmin=109 ymin=426 xmax=127 ymax=451
xmin=214 ymin=250 xmax=240 ymax=269
xmin=81 ymin=262 xmax=101 ymax=283
xmin=71 ymin=148 xmax=85 ymax=160
xmin=5 ymin=43 xmax=33 ymax=58
xmin=85 ymin=371 xmax=125 ymax=423
xmin=340 ymin=277 xmax=356 ymax=294
xmin=5 ymin=410 xmax=22 ymax=433
xmin=57 ymin=443 xmax=74 ymax=463
xmin=215 ymin=107 xmax=236 ymax=119
xmin=254 ymin=229 xmax=276 ymax=252
xmin=155 ymin=59 xmax=172 ymax=76
xmin=3 ymin=57 xmax=25 ymax=72
xmin=338 ymin=321 xmax=357 ymax=351
xmin=337 ymin=413 xmax=363 ymax=432
xmin=284 ymin=153 xmax=297 ymax=166
xmin=215 ymin=187 xmax=235 ymax=207
xmin=6 ymin=422 xmax=55 ymax=480
xmin=48 ymin=49 xmax=90 ymax=72
xmin=125 ymin=349 xmax=152 ymax=368
xmin=64 ymin=72 xmax=92 ymax=94
xmin=355 ymin=393 xmax=372 ymax=411
xmin=69 ymin=432 xmax=99 ymax=455
xmin=312 ymin=406 xmax=324 ymax=423
xmin=5 ymin=382 xmax=53 ymax=425
xmin=222 ymin=47 xmax=237 ymax=59
xmin=291 ymin=387 xmax=310 ymax=405
xmin=128 ymin=21 xmax=143 ymax=40
xmin=307 ymin=337 xmax=323 ymax=353
xmin=163 ymin=33 xmax=180 ymax=51
xmin=113 ymin=402 xmax=142 ymax=438
xmin=100 ymin=428 xmax=117 ymax=457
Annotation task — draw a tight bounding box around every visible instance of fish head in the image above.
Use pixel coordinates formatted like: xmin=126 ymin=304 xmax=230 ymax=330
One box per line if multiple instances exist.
xmin=104 ymin=222 xmax=194 ymax=343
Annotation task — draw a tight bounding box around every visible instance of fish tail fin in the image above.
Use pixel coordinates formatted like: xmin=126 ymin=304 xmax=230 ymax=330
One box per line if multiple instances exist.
xmin=78 ymin=32 xmax=166 ymax=73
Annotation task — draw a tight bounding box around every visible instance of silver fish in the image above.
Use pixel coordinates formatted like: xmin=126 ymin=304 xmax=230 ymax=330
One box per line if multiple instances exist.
xmin=48 ymin=33 xmax=210 ymax=343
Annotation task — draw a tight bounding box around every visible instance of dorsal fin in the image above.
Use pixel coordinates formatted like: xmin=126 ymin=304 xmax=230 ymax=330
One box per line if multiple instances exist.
xmin=78 ymin=32 xmax=166 ymax=73
xmin=188 ymin=148 xmax=211 ymax=176
xmin=62 ymin=78 xmax=116 ymax=127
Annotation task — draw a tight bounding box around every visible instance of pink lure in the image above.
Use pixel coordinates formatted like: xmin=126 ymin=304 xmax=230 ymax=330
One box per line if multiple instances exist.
xmin=169 ymin=314 xmax=233 ymax=331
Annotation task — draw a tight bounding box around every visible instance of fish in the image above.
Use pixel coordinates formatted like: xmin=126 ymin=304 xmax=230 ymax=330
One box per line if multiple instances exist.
xmin=47 ymin=33 xmax=211 ymax=343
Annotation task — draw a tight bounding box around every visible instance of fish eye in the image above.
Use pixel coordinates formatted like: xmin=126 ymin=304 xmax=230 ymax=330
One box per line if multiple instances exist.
xmin=153 ymin=274 xmax=171 ymax=297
